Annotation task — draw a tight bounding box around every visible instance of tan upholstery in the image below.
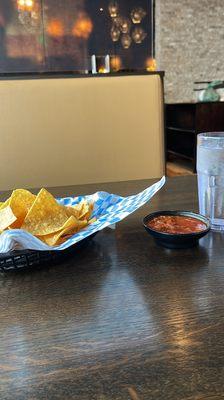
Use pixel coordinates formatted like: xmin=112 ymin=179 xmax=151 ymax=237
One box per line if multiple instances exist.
xmin=0 ymin=74 xmax=164 ymax=190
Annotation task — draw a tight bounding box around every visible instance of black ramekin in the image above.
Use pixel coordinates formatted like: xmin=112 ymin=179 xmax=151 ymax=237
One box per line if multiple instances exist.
xmin=143 ymin=210 xmax=211 ymax=249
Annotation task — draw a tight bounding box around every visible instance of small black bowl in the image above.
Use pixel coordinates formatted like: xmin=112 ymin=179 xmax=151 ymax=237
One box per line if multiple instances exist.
xmin=143 ymin=210 xmax=210 ymax=249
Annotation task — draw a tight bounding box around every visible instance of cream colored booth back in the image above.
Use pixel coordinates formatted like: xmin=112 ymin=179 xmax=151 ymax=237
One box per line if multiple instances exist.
xmin=0 ymin=74 xmax=164 ymax=191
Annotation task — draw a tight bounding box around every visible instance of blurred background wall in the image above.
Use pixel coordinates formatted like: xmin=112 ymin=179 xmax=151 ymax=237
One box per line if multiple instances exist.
xmin=155 ymin=0 xmax=224 ymax=103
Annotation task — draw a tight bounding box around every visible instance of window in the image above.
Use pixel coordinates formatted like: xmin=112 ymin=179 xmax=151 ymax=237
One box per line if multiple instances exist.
xmin=0 ymin=0 xmax=154 ymax=74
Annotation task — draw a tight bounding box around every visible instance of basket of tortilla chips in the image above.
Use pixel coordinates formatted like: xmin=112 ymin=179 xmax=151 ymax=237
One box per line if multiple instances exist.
xmin=0 ymin=177 xmax=165 ymax=272
xmin=0 ymin=188 xmax=95 ymax=272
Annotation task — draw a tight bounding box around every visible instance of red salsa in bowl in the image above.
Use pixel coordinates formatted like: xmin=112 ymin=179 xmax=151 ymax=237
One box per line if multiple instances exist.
xmin=147 ymin=215 xmax=207 ymax=235
xmin=143 ymin=211 xmax=210 ymax=249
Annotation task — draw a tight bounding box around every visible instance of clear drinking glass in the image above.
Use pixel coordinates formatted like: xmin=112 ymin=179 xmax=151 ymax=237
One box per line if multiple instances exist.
xmin=91 ymin=55 xmax=110 ymax=74
xmin=197 ymin=132 xmax=224 ymax=230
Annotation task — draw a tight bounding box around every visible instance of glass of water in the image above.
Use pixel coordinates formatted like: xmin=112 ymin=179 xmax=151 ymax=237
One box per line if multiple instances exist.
xmin=197 ymin=132 xmax=224 ymax=230
xmin=91 ymin=55 xmax=110 ymax=74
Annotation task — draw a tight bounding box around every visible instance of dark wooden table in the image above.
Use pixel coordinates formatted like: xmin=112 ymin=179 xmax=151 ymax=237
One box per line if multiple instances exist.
xmin=1 ymin=176 xmax=224 ymax=400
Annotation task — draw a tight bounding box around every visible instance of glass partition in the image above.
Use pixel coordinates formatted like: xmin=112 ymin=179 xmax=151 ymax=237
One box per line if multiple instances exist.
xmin=0 ymin=0 xmax=154 ymax=74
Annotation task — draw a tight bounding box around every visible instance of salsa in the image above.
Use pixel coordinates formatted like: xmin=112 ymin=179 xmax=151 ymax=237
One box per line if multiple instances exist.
xmin=147 ymin=215 xmax=207 ymax=234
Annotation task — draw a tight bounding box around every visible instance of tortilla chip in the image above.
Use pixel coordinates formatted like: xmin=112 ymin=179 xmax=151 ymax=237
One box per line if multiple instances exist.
xmin=64 ymin=205 xmax=81 ymax=219
xmin=39 ymin=216 xmax=88 ymax=246
xmin=88 ymin=217 xmax=96 ymax=224
xmin=21 ymin=188 xmax=69 ymax=236
xmin=0 ymin=206 xmax=17 ymax=231
xmin=9 ymin=189 xmax=36 ymax=228
xmin=0 ymin=198 xmax=10 ymax=211
xmin=64 ymin=201 xmax=93 ymax=220
xmin=78 ymin=201 xmax=94 ymax=220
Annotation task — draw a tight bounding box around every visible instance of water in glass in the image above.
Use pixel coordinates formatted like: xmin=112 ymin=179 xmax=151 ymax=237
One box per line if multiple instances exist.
xmin=197 ymin=132 xmax=224 ymax=230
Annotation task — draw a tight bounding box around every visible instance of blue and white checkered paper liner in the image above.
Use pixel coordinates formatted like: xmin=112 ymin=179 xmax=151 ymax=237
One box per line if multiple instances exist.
xmin=0 ymin=177 xmax=165 ymax=253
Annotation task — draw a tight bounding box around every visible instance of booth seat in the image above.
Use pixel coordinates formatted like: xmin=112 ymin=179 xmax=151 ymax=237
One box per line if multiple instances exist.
xmin=0 ymin=73 xmax=164 ymax=190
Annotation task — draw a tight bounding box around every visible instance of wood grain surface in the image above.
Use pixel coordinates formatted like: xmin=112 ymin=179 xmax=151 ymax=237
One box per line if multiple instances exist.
xmin=0 ymin=176 xmax=224 ymax=400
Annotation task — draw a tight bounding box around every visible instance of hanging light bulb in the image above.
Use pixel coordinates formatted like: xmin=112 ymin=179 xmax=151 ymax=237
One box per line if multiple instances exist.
xmin=17 ymin=0 xmax=26 ymax=9
xmin=121 ymin=34 xmax=132 ymax=49
xmin=72 ymin=13 xmax=93 ymax=39
xmin=113 ymin=16 xmax=122 ymax=28
xmin=17 ymin=0 xmax=34 ymax=11
xmin=110 ymin=55 xmax=122 ymax=71
xmin=26 ymin=0 xmax=34 ymax=9
xmin=47 ymin=19 xmax=64 ymax=37
xmin=108 ymin=1 xmax=119 ymax=18
xmin=146 ymin=57 xmax=157 ymax=71
xmin=18 ymin=0 xmax=25 ymax=5
xmin=132 ymin=27 xmax=147 ymax=44
xmin=17 ymin=0 xmax=40 ymax=31
xmin=119 ymin=17 xmax=131 ymax=34
xmin=131 ymin=8 xmax=146 ymax=24
xmin=111 ymin=24 xmax=120 ymax=42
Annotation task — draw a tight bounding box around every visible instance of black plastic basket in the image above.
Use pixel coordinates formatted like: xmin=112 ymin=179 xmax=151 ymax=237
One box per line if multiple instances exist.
xmin=0 ymin=234 xmax=96 ymax=273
